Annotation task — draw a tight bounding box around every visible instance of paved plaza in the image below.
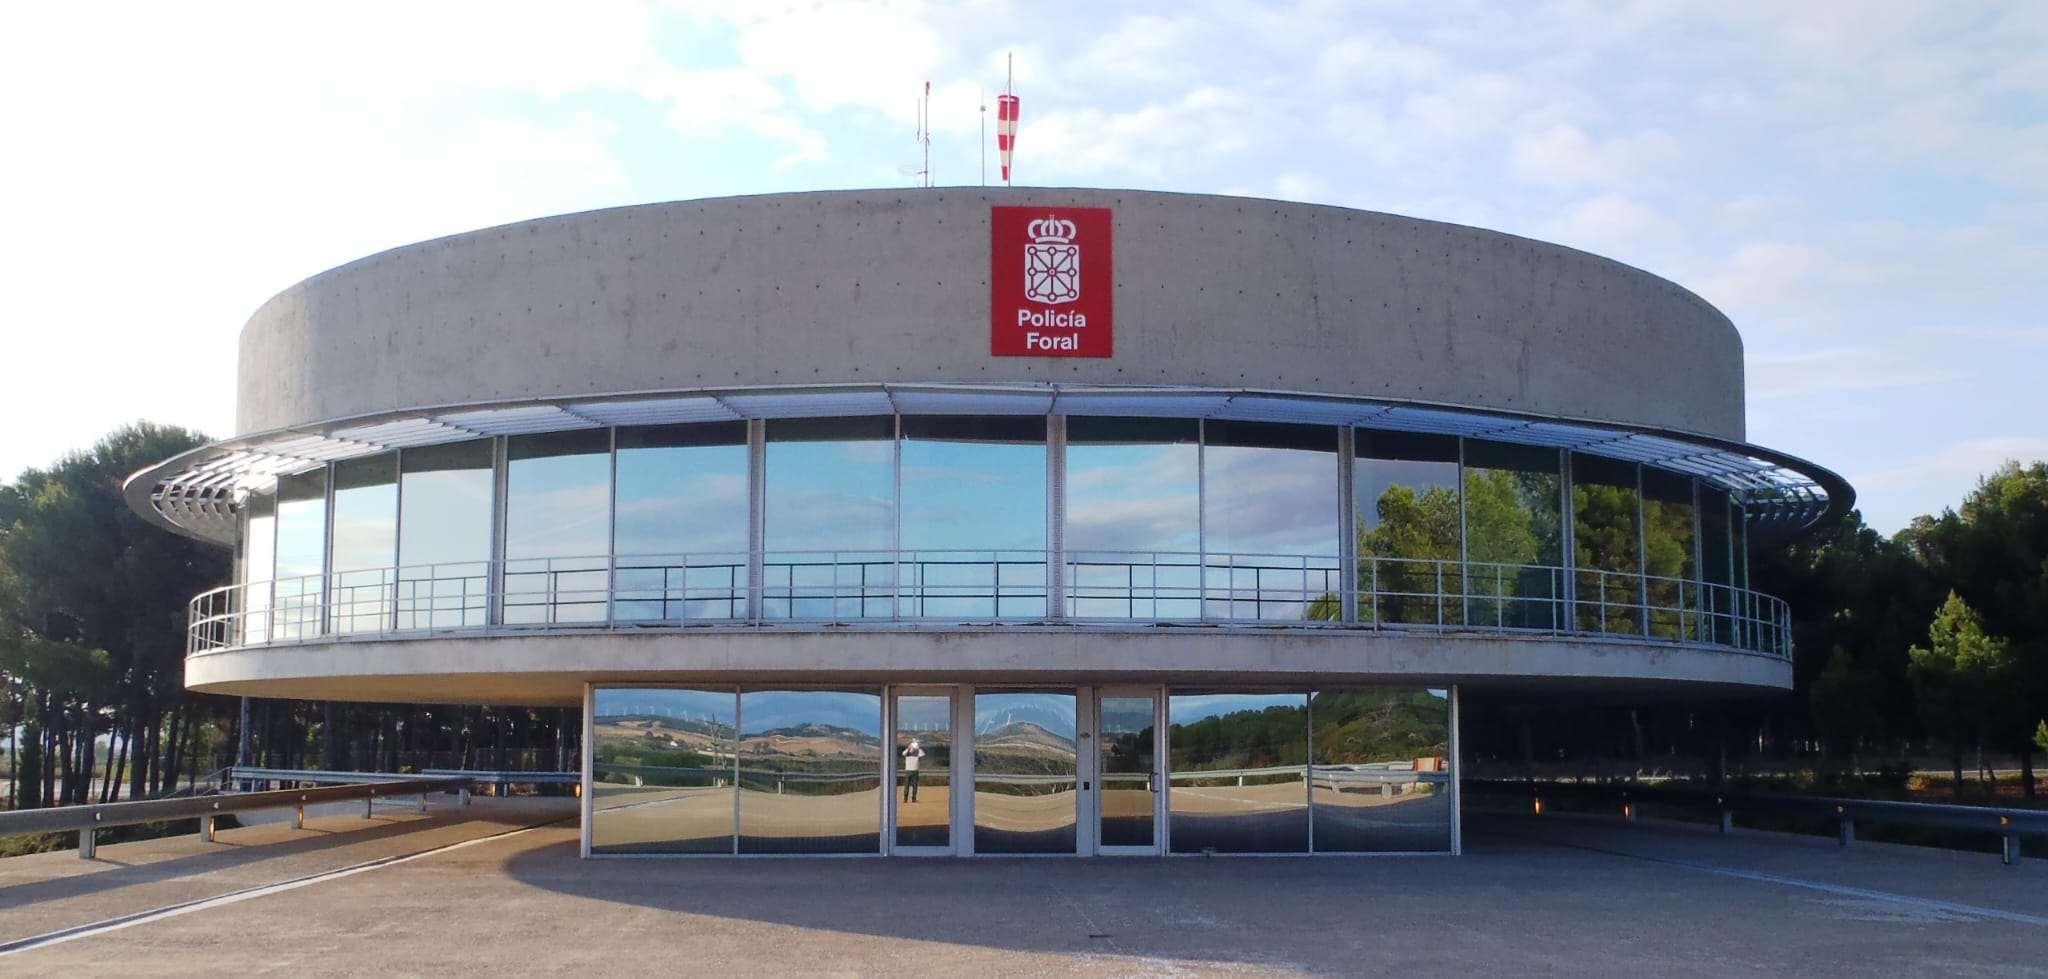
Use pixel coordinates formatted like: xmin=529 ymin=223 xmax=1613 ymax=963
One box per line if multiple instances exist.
xmin=2 ymin=797 xmax=2043 ymax=977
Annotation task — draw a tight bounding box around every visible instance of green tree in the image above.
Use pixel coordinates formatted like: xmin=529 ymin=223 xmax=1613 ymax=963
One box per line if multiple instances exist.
xmin=1909 ymin=591 xmax=2016 ymax=795
xmin=1902 ymin=461 xmax=2048 ymax=796
xmin=0 ymin=423 xmax=232 ymax=807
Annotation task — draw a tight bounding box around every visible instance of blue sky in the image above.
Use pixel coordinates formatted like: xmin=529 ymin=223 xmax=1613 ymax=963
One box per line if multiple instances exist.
xmin=2 ymin=1 xmax=2042 ymax=534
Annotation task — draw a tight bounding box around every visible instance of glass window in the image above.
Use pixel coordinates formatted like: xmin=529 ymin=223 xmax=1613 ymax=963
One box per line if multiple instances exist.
xmin=1572 ymin=454 xmax=1642 ymax=635
xmin=1203 ymin=422 xmax=1339 ymax=621
xmin=614 ymin=423 xmax=748 ymax=623
xmin=1065 ymin=416 xmax=1200 ymax=619
xmin=1354 ymin=431 xmax=1460 ymax=626
xmin=397 ymin=440 xmax=494 ymax=629
xmin=737 ymin=690 xmax=883 ymax=854
xmin=504 ymin=430 xmax=611 ymax=625
xmin=1309 ymin=688 xmax=1452 ymax=852
xmin=900 ymin=416 xmax=1046 ymax=619
xmin=273 ymin=470 xmax=326 ymax=640
xmin=591 ymin=687 xmax=737 ymax=854
xmin=1700 ymin=488 xmax=1734 ymax=646
xmin=1641 ymin=468 xmax=1697 ymax=641
xmin=330 ymin=454 xmax=397 ymax=634
xmin=1463 ymin=440 xmax=1565 ymax=630
xmin=1167 ymin=692 xmax=1309 ymax=853
xmin=764 ymin=417 xmax=896 ymax=619
xmin=242 ymin=487 xmax=275 ymax=645
xmin=973 ymin=690 xmax=1077 ymax=854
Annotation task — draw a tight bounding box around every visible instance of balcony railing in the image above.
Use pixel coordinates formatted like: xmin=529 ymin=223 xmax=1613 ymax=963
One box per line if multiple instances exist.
xmin=191 ymin=550 xmax=1792 ymax=659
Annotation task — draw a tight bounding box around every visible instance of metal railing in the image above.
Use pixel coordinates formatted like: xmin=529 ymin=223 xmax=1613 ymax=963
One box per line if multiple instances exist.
xmin=192 ymin=550 xmax=1793 ymax=658
xmin=1468 ymin=779 xmax=2048 ymax=865
xmin=0 ymin=773 xmax=474 ymax=860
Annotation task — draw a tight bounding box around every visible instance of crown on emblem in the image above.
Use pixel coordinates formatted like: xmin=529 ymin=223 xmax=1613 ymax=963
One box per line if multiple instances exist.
xmin=1027 ymin=216 xmax=1076 ymax=243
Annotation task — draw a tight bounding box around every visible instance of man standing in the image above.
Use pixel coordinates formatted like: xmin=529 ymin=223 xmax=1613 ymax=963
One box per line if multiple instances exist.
xmin=901 ymin=738 xmax=925 ymax=802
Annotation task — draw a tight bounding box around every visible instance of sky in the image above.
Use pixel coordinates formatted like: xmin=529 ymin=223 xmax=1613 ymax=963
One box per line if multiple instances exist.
xmin=2 ymin=0 xmax=2042 ymax=535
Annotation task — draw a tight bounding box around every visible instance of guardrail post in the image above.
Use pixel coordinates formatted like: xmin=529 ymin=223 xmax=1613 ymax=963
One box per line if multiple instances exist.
xmin=2004 ymin=834 xmax=2020 ymax=866
xmin=296 ymin=804 xmax=306 ymax=830
xmin=419 ymin=792 xmax=429 ymax=812
xmin=203 ymin=814 xmax=218 ymax=843
xmin=1718 ymin=802 xmax=1732 ymax=834
xmin=78 ymin=826 xmax=96 ymax=860
xmin=1837 ymin=811 xmax=1854 ymax=846
xmin=1622 ymin=801 xmax=1635 ymax=823
xmin=365 ymin=792 xmax=376 ymax=819
xmin=460 ymin=787 xmax=472 ymax=806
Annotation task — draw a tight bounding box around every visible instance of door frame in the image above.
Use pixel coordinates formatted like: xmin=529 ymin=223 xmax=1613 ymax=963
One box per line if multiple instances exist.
xmin=883 ymin=685 xmax=962 ymax=856
xmin=1090 ymin=685 xmax=1165 ymax=856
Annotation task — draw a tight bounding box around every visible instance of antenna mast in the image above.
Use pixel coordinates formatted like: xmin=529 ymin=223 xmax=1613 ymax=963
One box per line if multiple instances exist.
xmin=916 ymin=81 xmax=932 ymax=187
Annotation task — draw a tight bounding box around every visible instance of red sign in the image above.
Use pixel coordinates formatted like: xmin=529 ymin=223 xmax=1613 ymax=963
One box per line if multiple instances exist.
xmin=991 ymin=206 xmax=1113 ymax=357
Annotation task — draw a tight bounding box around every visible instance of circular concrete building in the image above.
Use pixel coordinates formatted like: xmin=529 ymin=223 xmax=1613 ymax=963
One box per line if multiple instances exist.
xmin=128 ymin=189 xmax=1847 ymax=856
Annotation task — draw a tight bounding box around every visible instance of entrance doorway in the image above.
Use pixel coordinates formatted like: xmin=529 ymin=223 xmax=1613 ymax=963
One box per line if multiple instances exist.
xmin=883 ymin=684 xmax=1165 ymax=856
xmin=1093 ymin=687 xmax=1163 ymax=855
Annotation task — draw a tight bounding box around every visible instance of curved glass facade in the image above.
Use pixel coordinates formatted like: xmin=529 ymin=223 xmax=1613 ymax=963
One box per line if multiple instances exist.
xmin=207 ymin=414 xmax=1783 ymax=655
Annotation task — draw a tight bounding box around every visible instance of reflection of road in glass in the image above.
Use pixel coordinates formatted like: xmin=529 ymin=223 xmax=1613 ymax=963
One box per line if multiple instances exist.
xmin=591 ymin=783 xmax=734 ymax=854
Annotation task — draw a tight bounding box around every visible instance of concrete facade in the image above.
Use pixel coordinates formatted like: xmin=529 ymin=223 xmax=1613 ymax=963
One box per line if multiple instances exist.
xmin=235 ymin=189 xmax=1745 ymax=441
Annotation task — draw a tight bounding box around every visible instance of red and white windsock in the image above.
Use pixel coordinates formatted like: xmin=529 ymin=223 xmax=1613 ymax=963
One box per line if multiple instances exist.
xmin=996 ymin=93 xmax=1020 ymax=184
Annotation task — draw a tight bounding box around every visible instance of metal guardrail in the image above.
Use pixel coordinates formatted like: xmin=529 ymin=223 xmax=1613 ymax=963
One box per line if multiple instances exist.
xmin=1469 ymin=779 xmax=2048 ymax=865
xmin=193 ymin=550 xmax=1792 ymax=658
xmin=0 ymin=774 xmax=473 ymax=860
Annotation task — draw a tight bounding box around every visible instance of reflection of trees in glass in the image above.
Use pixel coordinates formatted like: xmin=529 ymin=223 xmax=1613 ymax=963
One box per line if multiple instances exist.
xmin=1641 ymin=474 xmax=1696 ymax=639
xmin=1309 ymin=689 xmax=1449 ymax=765
xmin=1573 ymin=460 xmax=1642 ymax=634
xmin=1170 ymin=703 xmax=1309 ymax=775
xmin=1357 ymin=482 xmax=1460 ymax=624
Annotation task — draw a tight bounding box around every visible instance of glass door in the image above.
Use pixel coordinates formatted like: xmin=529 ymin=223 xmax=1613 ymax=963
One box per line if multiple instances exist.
xmin=971 ymin=689 xmax=1079 ymax=854
xmin=889 ymin=688 xmax=957 ymax=854
xmin=1095 ymin=687 xmax=1163 ymax=855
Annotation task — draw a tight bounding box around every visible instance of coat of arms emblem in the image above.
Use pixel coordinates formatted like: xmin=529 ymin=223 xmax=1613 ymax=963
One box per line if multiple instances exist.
xmin=1023 ymin=216 xmax=1081 ymax=304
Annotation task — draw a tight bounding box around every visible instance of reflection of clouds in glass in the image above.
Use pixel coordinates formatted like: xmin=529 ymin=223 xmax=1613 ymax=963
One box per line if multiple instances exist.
xmin=767 ymin=485 xmax=895 ymax=550
xmin=896 ymin=695 xmax=952 ymax=731
xmin=1205 ymin=446 xmax=1338 ymax=555
xmin=837 ymin=441 xmax=895 ymax=466
xmin=902 ymin=440 xmax=1045 ymax=550
xmin=507 ymin=482 xmax=611 ymax=558
xmin=973 ymin=692 xmax=1077 ymax=740
xmin=595 ymin=687 xmax=736 ymax=726
xmin=614 ymin=445 xmax=749 ymax=555
xmin=399 ymin=469 xmax=493 ymax=566
xmin=1067 ymin=445 xmax=1199 ymax=491
xmin=1068 ymin=445 xmax=1198 ymax=551
xmin=332 ymin=485 xmax=396 ymax=572
xmin=740 ymin=690 xmax=881 ymax=737
xmin=768 ymin=440 xmax=894 ymax=551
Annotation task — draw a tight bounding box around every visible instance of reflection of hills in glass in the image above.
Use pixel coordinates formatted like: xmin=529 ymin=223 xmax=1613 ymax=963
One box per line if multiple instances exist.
xmin=593 ymin=714 xmax=735 ymax=750
xmin=974 ymin=720 xmax=1078 ymax=776
xmin=742 ymin=722 xmax=881 ymax=757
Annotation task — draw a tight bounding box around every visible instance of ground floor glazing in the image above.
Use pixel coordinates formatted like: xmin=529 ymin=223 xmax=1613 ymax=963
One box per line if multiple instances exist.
xmin=583 ymin=684 xmax=1458 ymax=857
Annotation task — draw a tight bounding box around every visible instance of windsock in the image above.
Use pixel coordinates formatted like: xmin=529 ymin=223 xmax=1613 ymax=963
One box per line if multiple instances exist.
xmin=997 ymin=94 xmax=1020 ymax=184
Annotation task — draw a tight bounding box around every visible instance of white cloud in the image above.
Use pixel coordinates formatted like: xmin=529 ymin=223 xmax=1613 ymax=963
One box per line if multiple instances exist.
xmin=1852 ymin=438 xmax=2048 ymax=496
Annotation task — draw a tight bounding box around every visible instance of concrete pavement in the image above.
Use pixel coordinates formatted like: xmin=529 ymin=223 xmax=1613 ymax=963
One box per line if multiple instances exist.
xmin=2 ymin=798 xmax=2043 ymax=977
